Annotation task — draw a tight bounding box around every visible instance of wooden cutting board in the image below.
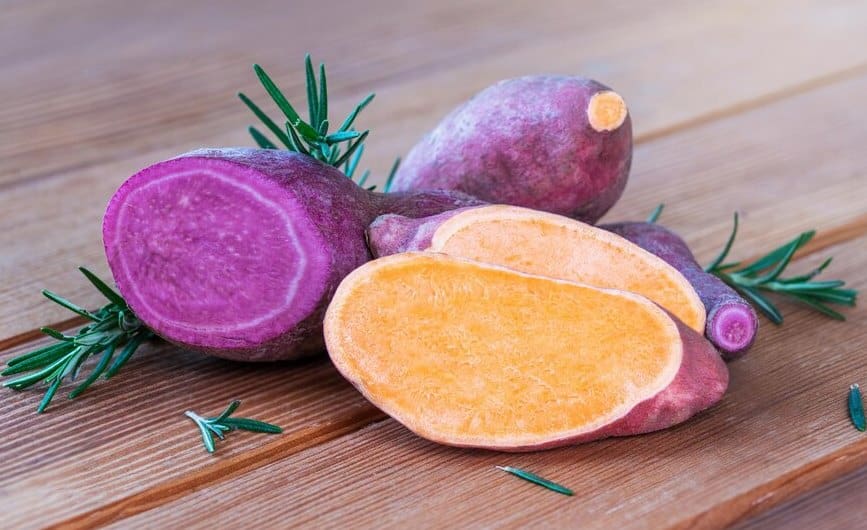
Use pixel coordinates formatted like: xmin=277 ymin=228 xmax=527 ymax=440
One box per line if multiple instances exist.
xmin=1 ymin=1 xmax=865 ymax=528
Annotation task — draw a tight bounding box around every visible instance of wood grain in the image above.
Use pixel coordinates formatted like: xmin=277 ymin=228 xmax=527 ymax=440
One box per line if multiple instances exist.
xmin=733 ymin=467 xmax=867 ymax=530
xmin=2 ymin=0 xmax=867 ymax=340
xmin=2 ymin=1 xmax=866 ymax=528
xmin=106 ymin=238 xmax=867 ymax=529
xmin=3 ymin=70 xmax=866 ymax=528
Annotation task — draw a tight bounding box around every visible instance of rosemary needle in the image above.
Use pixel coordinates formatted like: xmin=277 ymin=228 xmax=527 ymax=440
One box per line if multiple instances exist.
xmin=185 ymin=400 xmax=282 ymax=454
xmin=849 ymin=384 xmax=866 ymax=432
xmin=496 ymin=466 xmax=574 ymax=496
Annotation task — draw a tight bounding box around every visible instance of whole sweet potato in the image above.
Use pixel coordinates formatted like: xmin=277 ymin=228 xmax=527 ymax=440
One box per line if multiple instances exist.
xmin=389 ymin=76 xmax=632 ymax=222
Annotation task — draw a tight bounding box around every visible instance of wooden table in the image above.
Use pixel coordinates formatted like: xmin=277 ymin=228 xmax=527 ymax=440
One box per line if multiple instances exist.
xmin=2 ymin=1 xmax=865 ymax=528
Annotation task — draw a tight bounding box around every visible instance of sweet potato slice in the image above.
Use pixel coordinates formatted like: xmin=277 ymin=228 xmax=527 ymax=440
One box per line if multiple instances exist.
xmin=324 ymin=253 xmax=728 ymax=451
xmin=368 ymin=205 xmax=706 ymax=334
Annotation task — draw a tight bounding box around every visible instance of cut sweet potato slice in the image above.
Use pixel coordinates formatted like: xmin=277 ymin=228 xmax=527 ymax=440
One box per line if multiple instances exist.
xmin=324 ymin=253 xmax=728 ymax=451
xmin=368 ymin=204 xmax=706 ymax=334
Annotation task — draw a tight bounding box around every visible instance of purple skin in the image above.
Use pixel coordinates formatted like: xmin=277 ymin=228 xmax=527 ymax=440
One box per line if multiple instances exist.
xmin=102 ymin=148 xmax=482 ymax=362
xmin=389 ymin=76 xmax=632 ymax=223
xmin=367 ymin=209 xmax=470 ymax=257
xmin=602 ymin=222 xmax=758 ymax=360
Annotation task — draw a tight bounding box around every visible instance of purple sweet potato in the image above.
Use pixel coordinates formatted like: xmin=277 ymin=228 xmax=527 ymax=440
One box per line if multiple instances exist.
xmin=602 ymin=221 xmax=758 ymax=359
xmin=102 ymin=147 xmax=482 ymax=362
xmin=389 ymin=76 xmax=632 ymax=222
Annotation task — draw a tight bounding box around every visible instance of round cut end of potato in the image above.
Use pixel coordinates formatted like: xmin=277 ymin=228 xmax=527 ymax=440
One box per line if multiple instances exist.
xmin=427 ymin=205 xmax=706 ymax=334
xmin=325 ymin=253 xmax=683 ymax=450
xmin=103 ymin=156 xmax=329 ymax=352
xmin=587 ymin=90 xmax=628 ymax=132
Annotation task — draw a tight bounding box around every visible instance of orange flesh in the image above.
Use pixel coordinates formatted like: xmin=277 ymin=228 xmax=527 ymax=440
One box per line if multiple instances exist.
xmin=325 ymin=253 xmax=682 ymax=448
xmin=587 ymin=90 xmax=628 ymax=131
xmin=429 ymin=205 xmax=706 ymax=333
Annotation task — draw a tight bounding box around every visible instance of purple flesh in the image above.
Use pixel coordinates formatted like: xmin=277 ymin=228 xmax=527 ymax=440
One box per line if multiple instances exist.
xmin=602 ymin=221 xmax=758 ymax=360
xmin=103 ymin=148 xmax=481 ymax=361
xmin=390 ymin=76 xmax=632 ymax=223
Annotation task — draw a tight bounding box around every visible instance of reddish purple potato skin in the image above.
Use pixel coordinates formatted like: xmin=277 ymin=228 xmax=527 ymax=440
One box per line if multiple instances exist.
xmin=389 ymin=76 xmax=632 ymax=223
xmin=102 ymin=148 xmax=482 ymax=362
xmin=602 ymin=222 xmax=758 ymax=360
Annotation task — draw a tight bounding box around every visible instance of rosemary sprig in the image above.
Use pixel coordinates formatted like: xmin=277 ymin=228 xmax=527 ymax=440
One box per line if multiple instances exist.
xmin=646 ymin=203 xmax=665 ymax=223
xmin=705 ymin=213 xmax=857 ymax=324
xmin=185 ymin=400 xmax=282 ymax=453
xmin=239 ymin=55 xmax=400 ymax=190
xmin=2 ymin=268 xmax=153 ymax=413
xmin=849 ymin=384 xmax=866 ymax=432
xmin=496 ymin=466 xmax=574 ymax=496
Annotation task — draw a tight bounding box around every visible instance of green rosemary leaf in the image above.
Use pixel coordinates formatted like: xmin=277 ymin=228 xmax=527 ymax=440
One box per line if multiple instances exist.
xmin=221 ymin=417 xmax=284 ymax=434
xmin=285 ymin=124 xmax=311 ymax=156
xmin=781 ymin=257 xmax=833 ymax=283
xmin=344 ymin=145 xmax=364 ymax=178
xmin=253 ymin=64 xmax=302 ymax=125
xmin=37 ymin=377 xmax=63 ymax=414
xmin=326 ymin=130 xmax=361 ymax=143
xmin=496 ymin=466 xmax=574 ymax=496
xmin=201 ymin=428 xmax=217 ymax=453
xmin=79 ymin=267 xmax=127 ymax=308
xmin=105 ymin=332 xmax=149 ymax=379
xmin=293 ymin=119 xmax=321 ymax=142
xmin=304 ymin=54 xmax=319 ymax=127
xmin=737 ymin=286 xmax=783 ymax=324
xmin=787 ymin=293 xmax=846 ymax=320
xmin=383 ymin=157 xmax=401 ymax=192
xmin=42 ymin=290 xmax=99 ymax=321
xmin=41 ymin=327 xmax=70 ymax=341
xmin=238 ymin=93 xmax=293 ymax=148
xmin=740 ymin=231 xmax=815 ymax=276
xmin=318 ymin=62 xmax=328 ymax=129
xmin=216 ymin=399 xmax=242 ymax=422
xmin=705 ymin=212 xmax=739 ymax=272
xmin=333 ymin=131 xmax=369 ymax=168
xmin=356 ymin=170 xmax=371 ymax=188
xmin=849 ymin=384 xmax=866 ymax=432
xmin=318 ymin=119 xmax=330 ymax=136
xmin=4 ymin=355 xmax=71 ymax=390
xmin=69 ymin=342 xmax=116 ymax=399
xmin=338 ymin=93 xmax=375 ymax=132
xmin=646 ymin=203 xmax=665 ymax=224
xmin=5 ymin=342 xmax=71 ymax=370
xmin=798 ymin=289 xmax=857 ymax=306
xmin=248 ymin=126 xmax=278 ymax=150
xmin=750 ymin=232 xmax=808 ymax=283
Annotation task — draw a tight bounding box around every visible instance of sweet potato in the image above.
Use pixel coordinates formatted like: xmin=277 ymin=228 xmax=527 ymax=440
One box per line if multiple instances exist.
xmin=102 ymin=148 xmax=482 ymax=361
xmin=602 ymin=221 xmax=758 ymax=359
xmin=368 ymin=205 xmax=706 ymax=334
xmin=389 ymin=76 xmax=632 ymax=222
xmin=324 ymin=253 xmax=728 ymax=451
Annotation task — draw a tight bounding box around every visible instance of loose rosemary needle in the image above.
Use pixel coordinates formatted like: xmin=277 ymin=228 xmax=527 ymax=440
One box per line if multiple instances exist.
xmin=185 ymin=400 xmax=283 ymax=453
xmin=239 ymin=54 xmax=401 ymax=190
xmin=849 ymin=384 xmax=866 ymax=432
xmin=2 ymin=267 xmax=153 ymax=413
xmin=496 ymin=466 xmax=574 ymax=496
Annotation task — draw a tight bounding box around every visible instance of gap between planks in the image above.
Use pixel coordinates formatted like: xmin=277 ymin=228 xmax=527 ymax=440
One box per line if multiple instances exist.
xmin=37 ymin=215 xmax=867 ymax=530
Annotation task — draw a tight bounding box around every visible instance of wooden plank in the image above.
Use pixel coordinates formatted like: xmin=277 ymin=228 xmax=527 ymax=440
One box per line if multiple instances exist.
xmin=733 ymin=467 xmax=867 ymax=529
xmin=3 ymin=73 xmax=866 ymax=528
xmin=3 ymin=59 xmax=866 ymax=342
xmin=0 ymin=0 xmax=675 ymax=188
xmin=103 ymin=236 xmax=867 ymax=529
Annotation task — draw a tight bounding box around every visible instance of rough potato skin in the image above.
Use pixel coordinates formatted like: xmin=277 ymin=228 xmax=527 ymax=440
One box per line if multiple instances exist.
xmin=104 ymin=148 xmax=482 ymax=362
xmin=367 ymin=209 xmax=469 ymax=257
xmin=390 ymin=76 xmax=632 ymax=222
xmin=603 ymin=221 xmax=758 ymax=360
